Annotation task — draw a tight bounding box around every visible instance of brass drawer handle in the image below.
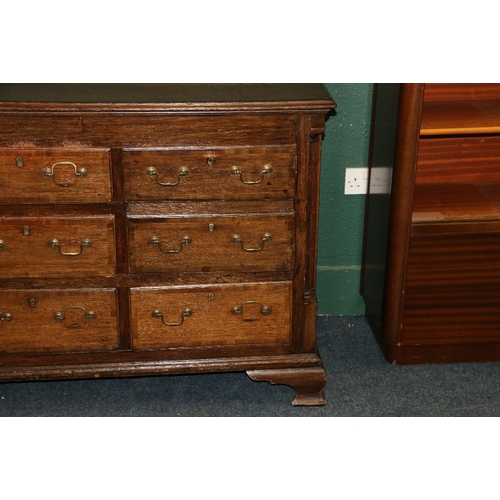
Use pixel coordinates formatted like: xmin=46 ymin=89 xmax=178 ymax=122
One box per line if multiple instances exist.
xmin=53 ymin=306 xmax=96 ymax=322
xmin=0 ymin=239 xmax=5 ymax=250
xmin=49 ymin=237 xmax=92 ymax=256
xmin=146 ymin=166 xmax=189 ymax=186
xmin=232 ymin=232 xmax=272 ymax=252
xmin=152 ymin=308 xmax=192 ymax=327
xmin=231 ymin=301 xmax=272 ymax=316
xmin=43 ymin=161 xmax=88 ymax=179
xmin=0 ymin=311 xmax=13 ymax=322
xmin=149 ymin=235 xmax=191 ymax=253
xmin=230 ymin=165 xmax=273 ymax=185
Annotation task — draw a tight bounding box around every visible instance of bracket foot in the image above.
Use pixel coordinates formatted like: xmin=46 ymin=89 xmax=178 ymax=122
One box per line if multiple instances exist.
xmin=247 ymin=366 xmax=327 ymax=406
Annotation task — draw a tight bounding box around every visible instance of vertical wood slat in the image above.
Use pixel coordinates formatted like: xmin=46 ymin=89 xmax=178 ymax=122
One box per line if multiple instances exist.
xmin=292 ymin=114 xmax=326 ymax=353
xmin=381 ymin=84 xmax=425 ymax=346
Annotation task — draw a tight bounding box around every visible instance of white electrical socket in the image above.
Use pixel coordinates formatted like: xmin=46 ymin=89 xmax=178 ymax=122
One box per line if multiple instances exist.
xmin=344 ymin=167 xmax=369 ymax=195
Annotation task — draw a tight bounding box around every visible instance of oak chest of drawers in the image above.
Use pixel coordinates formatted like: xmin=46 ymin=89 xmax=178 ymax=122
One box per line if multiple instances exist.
xmin=0 ymin=84 xmax=335 ymax=405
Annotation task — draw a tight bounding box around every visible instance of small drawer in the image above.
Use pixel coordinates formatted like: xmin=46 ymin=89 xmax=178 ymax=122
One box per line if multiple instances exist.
xmin=0 ymin=148 xmax=112 ymax=203
xmin=0 ymin=216 xmax=116 ymax=278
xmin=128 ymin=213 xmax=294 ymax=273
xmin=122 ymin=147 xmax=296 ymax=201
xmin=0 ymin=289 xmax=119 ymax=354
xmin=130 ymin=282 xmax=292 ymax=349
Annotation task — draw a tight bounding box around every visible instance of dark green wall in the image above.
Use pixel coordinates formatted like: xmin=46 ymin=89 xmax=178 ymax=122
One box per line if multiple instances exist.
xmin=317 ymin=83 xmax=374 ymax=315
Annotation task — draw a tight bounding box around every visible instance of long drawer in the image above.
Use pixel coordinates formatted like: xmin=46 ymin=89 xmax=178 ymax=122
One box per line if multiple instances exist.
xmin=0 ymin=216 xmax=116 ymax=278
xmin=122 ymin=147 xmax=296 ymax=201
xmin=0 ymin=148 xmax=112 ymax=203
xmin=0 ymin=288 xmax=119 ymax=354
xmin=130 ymin=282 xmax=292 ymax=349
xmin=128 ymin=213 xmax=294 ymax=273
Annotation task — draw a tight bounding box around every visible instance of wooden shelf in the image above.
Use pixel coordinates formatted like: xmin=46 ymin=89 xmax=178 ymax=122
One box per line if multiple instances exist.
xmin=420 ymin=100 xmax=500 ymax=135
xmin=423 ymin=83 xmax=500 ymax=102
xmin=412 ymin=182 xmax=500 ymax=223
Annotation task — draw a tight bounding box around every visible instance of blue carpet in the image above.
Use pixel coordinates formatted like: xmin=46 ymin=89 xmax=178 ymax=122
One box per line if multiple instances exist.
xmin=1 ymin=315 xmax=500 ymax=416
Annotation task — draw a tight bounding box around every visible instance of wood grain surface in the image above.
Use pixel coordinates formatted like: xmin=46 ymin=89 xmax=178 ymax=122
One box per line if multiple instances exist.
xmin=123 ymin=146 xmax=296 ymax=201
xmin=0 ymin=84 xmax=335 ymax=404
xmin=130 ymin=282 xmax=292 ymax=349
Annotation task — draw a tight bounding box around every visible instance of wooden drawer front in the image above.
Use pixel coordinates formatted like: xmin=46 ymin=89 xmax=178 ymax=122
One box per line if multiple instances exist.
xmin=0 ymin=216 xmax=116 ymax=278
xmin=0 ymin=148 xmax=112 ymax=204
xmin=122 ymin=147 xmax=296 ymax=201
xmin=416 ymin=136 xmax=500 ymax=184
xmin=0 ymin=289 xmax=119 ymax=354
xmin=402 ymin=226 xmax=500 ymax=344
xmin=130 ymin=282 xmax=292 ymax=349
xmin=128 ymin=214 xmax=294 ymax=273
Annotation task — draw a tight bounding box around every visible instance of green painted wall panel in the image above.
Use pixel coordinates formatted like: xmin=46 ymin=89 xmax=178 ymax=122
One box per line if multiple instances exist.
xmin=317 ymin=83 xmax=374 ymax=315
xmin=317 ymin=268 xmax=367 ymax=315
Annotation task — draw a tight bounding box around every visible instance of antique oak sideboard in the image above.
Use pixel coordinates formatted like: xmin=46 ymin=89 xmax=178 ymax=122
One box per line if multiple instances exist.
xmin=0 ymin=84 xmax=335 ymax=405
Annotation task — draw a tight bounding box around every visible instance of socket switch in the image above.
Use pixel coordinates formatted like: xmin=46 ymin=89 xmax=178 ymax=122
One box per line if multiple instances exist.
xmin=344 ymin=167 xmax=369 ymax=195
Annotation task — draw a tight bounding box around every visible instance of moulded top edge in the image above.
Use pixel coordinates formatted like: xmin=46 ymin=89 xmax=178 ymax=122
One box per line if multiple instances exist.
xmin=0 ymin=84 xmax=336 ymax=113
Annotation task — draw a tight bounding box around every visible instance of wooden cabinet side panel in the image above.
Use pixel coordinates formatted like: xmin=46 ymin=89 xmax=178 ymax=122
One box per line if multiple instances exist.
xmin=362 ymin=84 xmax=425 ymax=346
xmin=291 ymin=114 xmax=325 ymax=353
xmin=380 ymin=84 xmax=425 ymax=346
